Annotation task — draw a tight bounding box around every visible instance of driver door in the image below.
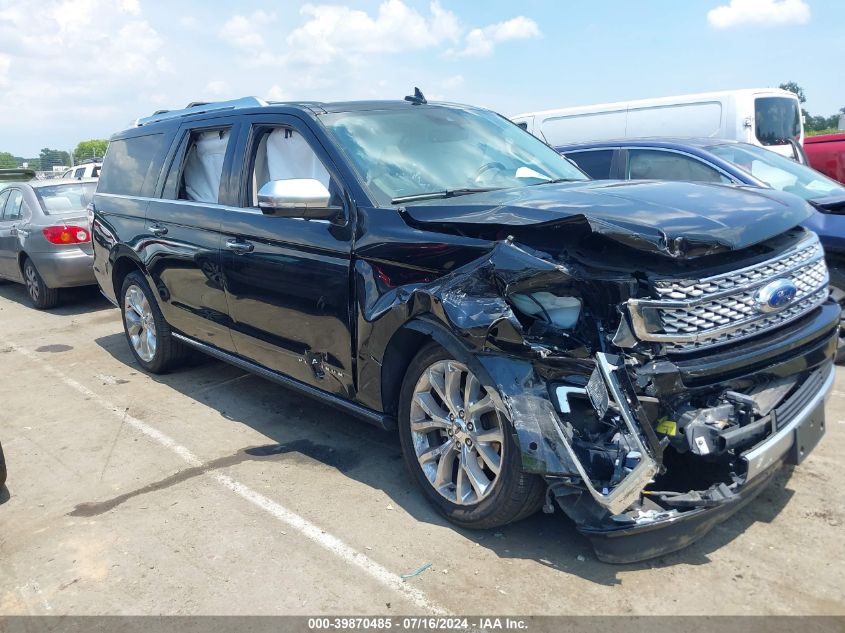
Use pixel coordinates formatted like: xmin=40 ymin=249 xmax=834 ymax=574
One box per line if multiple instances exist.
xmin=219 ymin=115 xmax=355 ymax=396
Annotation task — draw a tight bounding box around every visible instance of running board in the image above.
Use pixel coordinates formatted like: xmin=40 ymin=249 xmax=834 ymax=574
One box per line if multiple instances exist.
xmin=172 ymin=333 xmax=396 ymax=431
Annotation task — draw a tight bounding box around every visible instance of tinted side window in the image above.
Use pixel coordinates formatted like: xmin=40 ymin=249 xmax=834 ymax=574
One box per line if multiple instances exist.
xmin=628 ymin=149 xmax=728 ymax=183
xmin=566 ymin=150 xmax=613 ymax=179
xmin=74 ymin=167 xmax=85 ymax=179
xmin=98 ymin=133 xmax=165 ymax=196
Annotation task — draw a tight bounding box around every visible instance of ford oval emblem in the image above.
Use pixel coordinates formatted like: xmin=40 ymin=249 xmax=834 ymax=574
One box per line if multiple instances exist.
xmin=755 ymin=279 xmax=798 ymax=313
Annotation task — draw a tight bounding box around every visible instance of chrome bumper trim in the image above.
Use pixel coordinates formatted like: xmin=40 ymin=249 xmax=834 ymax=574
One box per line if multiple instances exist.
xmin=742 ymin=364 xmax=834 ymax=480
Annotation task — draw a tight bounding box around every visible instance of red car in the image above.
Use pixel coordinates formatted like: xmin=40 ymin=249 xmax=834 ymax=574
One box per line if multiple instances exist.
xmin=805 ymin=132 xmax=845 ymax=184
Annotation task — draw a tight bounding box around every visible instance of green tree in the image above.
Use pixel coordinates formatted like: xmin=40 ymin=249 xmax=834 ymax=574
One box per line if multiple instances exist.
xmin=779 ymin=81 xmax=806 ymax=104
xmin=73 ymin=139 xmax=109 ymax=163
xmin=0 ymin=152 xmax=17 ymax=168
xmin=38 ymin=147 xmax=71 ymax=171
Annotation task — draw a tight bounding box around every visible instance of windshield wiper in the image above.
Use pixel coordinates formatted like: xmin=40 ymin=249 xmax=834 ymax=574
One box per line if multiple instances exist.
xmin=391 ymin=188 xmax=501 ymax=204
xmin=527 ymin=178 xmax=583 ymax=186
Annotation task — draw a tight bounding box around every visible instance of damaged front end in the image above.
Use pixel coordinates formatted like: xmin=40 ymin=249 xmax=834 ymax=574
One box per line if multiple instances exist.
xmin=359 ymin=209 xmax=838 ymax=563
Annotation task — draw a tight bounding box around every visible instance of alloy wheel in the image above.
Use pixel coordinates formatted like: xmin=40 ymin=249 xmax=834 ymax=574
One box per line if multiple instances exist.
xmin=410 ymin=360 xmax=505 ymax=505
xmin=124 ymin=284 xmax=157 ymax=362
xmin=24 ymin=264 xmax=39 ymax=302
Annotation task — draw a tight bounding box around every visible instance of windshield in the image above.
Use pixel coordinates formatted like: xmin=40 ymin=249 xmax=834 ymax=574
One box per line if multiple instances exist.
xmin=34 ymin=182 xmax=97 ymax=215
xmin=320 ymin=106 xmax=588 ymax=204
xmin=708 ymin=142 xmax=845 ymax=201
xmin=755 ymin=96 xmax=801 ymax=146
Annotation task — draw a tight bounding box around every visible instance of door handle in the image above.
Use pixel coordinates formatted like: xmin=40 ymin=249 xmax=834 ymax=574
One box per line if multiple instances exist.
xmin=149 ymin=223 xmax=168 ymax=236
xmin=225 ymin=238 xmax=254 ymax=254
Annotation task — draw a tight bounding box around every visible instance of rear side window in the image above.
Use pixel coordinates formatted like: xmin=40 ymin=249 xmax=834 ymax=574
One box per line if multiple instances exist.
xmin=628 ymin=149 xmax=728 ymax=184
xmin=3 ymin=189 xmax=23 ymax=220
xmin=98 ymin=133 xmax=165 ymax=196
xmin=177 ymin=128 xmax=231 ymax=204
xmin=566 ymin=150 xmax=613 ymax=179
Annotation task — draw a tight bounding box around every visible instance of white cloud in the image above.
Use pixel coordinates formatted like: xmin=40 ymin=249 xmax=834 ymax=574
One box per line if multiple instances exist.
xmin=707 ymin=0 xmax=811 ymax=28
xmin=219 ymin=10 xmax=275 ymax=50
xmin=120 ymin=0 xmax=140 ymax=16
xmin=0 ymin=53 xmax=10 ymax=85
xmin=219 ymin=2 xmax=539 ymax=69
xmin=264 ymin=85 xmax=290 ymax=102
xmin=0 ymin=0 xmax=168 ymax=148
xmin=283 ymin=0 xmax=461 ymax=64
xmin=451 ymin=16 xmax=540 ymax=58
xmin=205 ymin=80 xmax=230 ymax=96
xmin=179 ymin=15 xmax=198 ymax=29
xmin=443 ymin=74 xmax=464 ymax=89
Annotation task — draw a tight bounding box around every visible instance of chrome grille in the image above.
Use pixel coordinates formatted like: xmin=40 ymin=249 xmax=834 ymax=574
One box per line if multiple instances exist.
xmin=628 ymin=234 xmax=829 ymax=353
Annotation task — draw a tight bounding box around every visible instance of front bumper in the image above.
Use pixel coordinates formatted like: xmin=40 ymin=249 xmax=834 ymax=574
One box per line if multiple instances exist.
xmin=577 ymin=363 xmax=833 ymax=564
xmin=29 ymin=249 xmax=95 ymax=288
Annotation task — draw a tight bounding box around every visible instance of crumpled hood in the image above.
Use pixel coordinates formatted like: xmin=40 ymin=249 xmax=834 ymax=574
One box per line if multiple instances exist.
xmin=400 ymin=180 xmax=813 ymax=258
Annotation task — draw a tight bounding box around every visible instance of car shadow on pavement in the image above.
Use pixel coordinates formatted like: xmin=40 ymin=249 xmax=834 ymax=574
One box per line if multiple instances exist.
xmin=92 ymin=331 xmax=798 ymax=585
xmin=0 ymin=283 xmax=113 ymax=316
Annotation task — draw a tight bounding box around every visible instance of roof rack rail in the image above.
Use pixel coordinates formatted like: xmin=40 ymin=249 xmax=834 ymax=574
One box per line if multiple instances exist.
xmin=134 ymin=96 xmax=268 ymax=127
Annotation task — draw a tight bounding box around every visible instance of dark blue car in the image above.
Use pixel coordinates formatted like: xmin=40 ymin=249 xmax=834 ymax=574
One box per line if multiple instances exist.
xmin=558 ymin=138 xmax=845 ymax=359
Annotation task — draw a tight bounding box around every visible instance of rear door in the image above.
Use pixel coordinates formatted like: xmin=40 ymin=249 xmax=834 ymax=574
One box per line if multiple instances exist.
xmin=143 ymin=118 xmax=240 ymax=353
xmin=219 ymin=114 xmax=355 ymax=396
xmin=0 ymin=189 xmax=15 ymax=279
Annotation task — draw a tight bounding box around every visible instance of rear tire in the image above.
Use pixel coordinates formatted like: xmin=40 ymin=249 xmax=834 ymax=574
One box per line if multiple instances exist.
xmin=120 ymin=271 xmax=188 ymax=373
xmin=23 ymin=258 xmax=59 ymax=309
xmin=398 ymin=342 xmax=545 ymax=529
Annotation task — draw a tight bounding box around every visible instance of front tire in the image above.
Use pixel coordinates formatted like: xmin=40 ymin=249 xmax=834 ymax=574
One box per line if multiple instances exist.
xmin=23 ymin=258 xmax=59 ymax=309
xmin=398 ymin=343 xmax=544 ymax=529
xmin=120 ymin=271 xmax=187 ymax=373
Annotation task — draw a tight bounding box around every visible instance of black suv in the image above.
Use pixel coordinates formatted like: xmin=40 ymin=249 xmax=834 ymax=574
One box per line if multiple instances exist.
xmin=92 ymin=95 xmax=837 ymax=563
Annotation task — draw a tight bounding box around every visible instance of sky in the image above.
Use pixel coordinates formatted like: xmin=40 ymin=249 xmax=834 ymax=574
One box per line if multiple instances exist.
xmin=0 ymin=0 xmax=843 ymax=157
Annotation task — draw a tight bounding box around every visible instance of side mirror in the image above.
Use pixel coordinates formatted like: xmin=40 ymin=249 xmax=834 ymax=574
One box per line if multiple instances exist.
xmin=257 ymin=179 xmax=340 ymax=219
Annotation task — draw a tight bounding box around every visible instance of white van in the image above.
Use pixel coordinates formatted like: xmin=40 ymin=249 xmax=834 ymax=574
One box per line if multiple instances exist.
xmin=512 ymin=88 xmax=804 ymax=159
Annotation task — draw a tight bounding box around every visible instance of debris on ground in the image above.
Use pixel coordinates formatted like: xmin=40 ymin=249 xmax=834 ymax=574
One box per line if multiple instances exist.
xmin=400 ymin=562 xmax=432 ymax=580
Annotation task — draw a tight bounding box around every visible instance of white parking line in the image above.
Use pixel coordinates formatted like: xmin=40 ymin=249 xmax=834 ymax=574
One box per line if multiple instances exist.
xmin=6 ymin=342 xmax=448 ymax=616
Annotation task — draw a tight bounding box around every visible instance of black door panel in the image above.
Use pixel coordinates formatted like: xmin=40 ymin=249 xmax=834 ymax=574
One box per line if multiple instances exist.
xmin=141 ymin=118 xmax=241 ymax=353
xmin=221 ymin=212 xmax=354 ymax=395
xmin=143 ymin=200 xmax=235 ymax=352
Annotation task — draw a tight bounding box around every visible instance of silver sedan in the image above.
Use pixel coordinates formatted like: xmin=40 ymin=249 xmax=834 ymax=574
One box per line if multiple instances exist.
xmin=0 ymin=179 xmax=97 ymax=309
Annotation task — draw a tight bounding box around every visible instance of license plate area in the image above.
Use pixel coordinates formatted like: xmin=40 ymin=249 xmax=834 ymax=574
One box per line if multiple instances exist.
xmin=788 ymin=400 xmax=826 ymax=465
